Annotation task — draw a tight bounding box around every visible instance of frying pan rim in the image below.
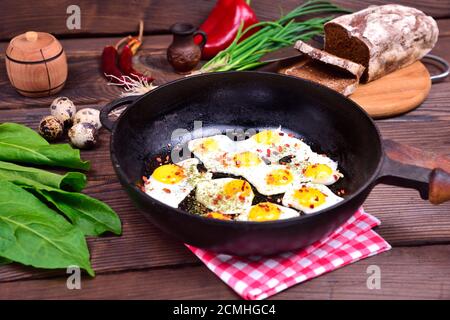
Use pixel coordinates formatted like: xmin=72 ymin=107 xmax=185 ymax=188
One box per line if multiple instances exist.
xmin=109 ymin=71 xmax=384 ymax=227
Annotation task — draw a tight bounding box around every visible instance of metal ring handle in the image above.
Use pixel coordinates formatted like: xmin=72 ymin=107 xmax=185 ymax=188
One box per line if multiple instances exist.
xmin=100 ymin=95 xmax=140 ymax=131
xmin=422 ymin=54 xmax=449 ymax=83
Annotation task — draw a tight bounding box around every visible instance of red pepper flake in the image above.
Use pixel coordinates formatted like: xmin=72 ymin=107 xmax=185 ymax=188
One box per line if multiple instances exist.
xmin=278 ymin=145 xmax=283 ymax=152
xmin=309 ymin=204 xmax=315 ymax=209
xmin=216 ymin=194 xmax=223 ymax=201
xmin=256 ymin=149 xmax=262 ymax=153
xmin=212 ymin=199 xmax=219 ymax=205
xmin=238 ymin=195 xmax=245 ymax=202
xmin=142 ymin=176 xmax=148 ymax=183
xmin=156 ymin=157 xmax=162 ymax=162
xmin=278 ymin=132 xmax=284 ymax=136
xmin=285 ymin=144 xmax=290 ymax=148
xmin=163 ymin=188 xmax=171 ymax=193
xmin=266 ymin=149 xmax=271 ymax=157
xmin=288 ymin=133 xmax=294 ymax=137
xmin=333 ymin=174 xmax=338 ymax=180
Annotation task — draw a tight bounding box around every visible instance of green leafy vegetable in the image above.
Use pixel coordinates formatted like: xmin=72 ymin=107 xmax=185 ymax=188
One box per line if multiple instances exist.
xmin=0 ymin=123 xmax=90 ymax=170
xmin=34 ymin=189 xmax=122 ymax=236
xmin=0 ymin=167 xmax=121 ymax=236
xmin=0 ymin=161 xmax=86 ymax=192
xmin=0 ymin=180 xmax=94 ymax=276
xmin=0 ymin=257 xmax=11 ymax=265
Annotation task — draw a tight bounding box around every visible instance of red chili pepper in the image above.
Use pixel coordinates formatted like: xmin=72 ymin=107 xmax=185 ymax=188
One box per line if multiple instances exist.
xmin=101 ymin=45 xmax=125 ymax=83
xmin=118 ymin=43 xmax=153 ymax=83
xmin=195 ymin=0 xmax=259 ymax=60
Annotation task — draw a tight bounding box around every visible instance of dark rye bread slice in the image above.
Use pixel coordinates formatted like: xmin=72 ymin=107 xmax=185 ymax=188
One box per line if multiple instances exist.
xmin=324 ymin=4 xmax=439 ymax=83
xmin=283 ymin=40 xmax=365 ymax=96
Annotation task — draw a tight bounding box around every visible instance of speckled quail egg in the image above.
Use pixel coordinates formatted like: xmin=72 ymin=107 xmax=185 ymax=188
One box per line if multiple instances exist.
xmin=50 ymin=97 xmax=77 ymax=127
xmin=38 ymin=116 xmax=64 ymax=141
xmin=68 ymin=123 xmax=98 ymax=149
xmin=73 ymin=108 xmax=102 ymax=129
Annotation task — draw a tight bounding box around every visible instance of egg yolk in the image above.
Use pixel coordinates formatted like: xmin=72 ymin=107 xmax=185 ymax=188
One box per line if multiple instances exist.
xmin=253 ymin=130 xmax=281 ymax=145
xmin=266 ymin=168 xmax=293 ymax=186
xmin=304 ymin=163 xmax=333 ymax=180
xmin=207 ymin=212 xmax=231 ymax=220
xmin=223 ymin=180 xmax=252 ymax=198
xmin=198 ymin=137 xmax=219 ymax=153
xmin=152 ymin=164 xmax=185 ymax=184
xmin=293 ymin=186 xmax=327 ymax=209
xmin=233 ymin=151 xmax=262 ymax=167
xmin=248 ymin=202 xmax=281 ymax=221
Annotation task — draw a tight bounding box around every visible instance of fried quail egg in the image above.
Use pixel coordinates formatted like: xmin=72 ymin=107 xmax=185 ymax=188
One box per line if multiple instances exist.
xmin=187 ymin=135 xmax=236 ymax=170
xmin=244 ymin=165 xmax=295 ymax=195
xmin=211 ymin=150 xmax=266 ymax=177
xmin=144 ymin=158 xmax=211 ymax=208
xmin=282 ymin=183 xmax=343 ymax=214
xmin=237 ymin=128 xmax=313 ymax=164
xmin=288 ymin=152 xmax=343 ymax=185
xmin=196 ymin=178 xmax=254 ymax=214
xmin=237 ymin=202 xmax=300 ymax=222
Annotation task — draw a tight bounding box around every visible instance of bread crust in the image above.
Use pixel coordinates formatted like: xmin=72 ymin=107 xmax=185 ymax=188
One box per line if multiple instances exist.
xmin=324 ymin=4 xmax=439 ymax=82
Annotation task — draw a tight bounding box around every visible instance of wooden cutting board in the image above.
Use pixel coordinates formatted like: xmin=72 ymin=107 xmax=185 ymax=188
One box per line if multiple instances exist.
xmin=278 ymin=60 xmax=431 ymax=119
xmin=349 ymin=61 xmax=431 ymax=118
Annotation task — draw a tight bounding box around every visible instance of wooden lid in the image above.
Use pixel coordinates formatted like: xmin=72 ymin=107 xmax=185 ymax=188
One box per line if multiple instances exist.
xmin=6 ymin=31 xmax=63 ymax=63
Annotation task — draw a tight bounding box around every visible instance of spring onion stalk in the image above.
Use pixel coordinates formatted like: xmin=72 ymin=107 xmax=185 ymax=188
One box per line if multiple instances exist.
xmin=201 ymin=0 xmax=350 ymax=72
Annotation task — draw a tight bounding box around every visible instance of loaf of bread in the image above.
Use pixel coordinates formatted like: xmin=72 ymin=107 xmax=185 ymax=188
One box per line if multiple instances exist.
xmin=283 ymin=41 xmax=365 ymax=96
xmin=324 ymin=4 xmax=439 ymax=82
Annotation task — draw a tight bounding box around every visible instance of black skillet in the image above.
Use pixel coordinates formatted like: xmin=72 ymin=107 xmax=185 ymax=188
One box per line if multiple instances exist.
xmin=100 ymin=71 xmax=450 ymax=256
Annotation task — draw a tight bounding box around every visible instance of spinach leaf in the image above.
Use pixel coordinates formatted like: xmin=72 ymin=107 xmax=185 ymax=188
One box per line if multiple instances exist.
xmin=0 ymin=161 xmax=86 ymax=192
xmin=0 ymin=180 xmax=94 ymax=276
xmin=34 ymin=189 xmax=122 ymax=236
xmin=0 ymin=172 xmax=121 ymax=236
xmin=0 ymin=123 xmax=90 ymax=170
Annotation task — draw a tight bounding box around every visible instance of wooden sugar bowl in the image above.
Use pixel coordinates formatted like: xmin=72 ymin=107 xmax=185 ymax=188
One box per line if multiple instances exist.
xmin=5 ymin=31 xmax=68 ymax=97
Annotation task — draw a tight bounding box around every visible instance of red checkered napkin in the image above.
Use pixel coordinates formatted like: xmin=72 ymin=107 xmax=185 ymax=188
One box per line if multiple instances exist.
xmin=186 ymin=208 xmax=391 ymax=300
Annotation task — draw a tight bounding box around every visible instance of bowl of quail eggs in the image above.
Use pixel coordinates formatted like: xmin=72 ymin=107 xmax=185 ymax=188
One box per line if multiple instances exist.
xmin=38 ymin=96 xmax=102 ymax=149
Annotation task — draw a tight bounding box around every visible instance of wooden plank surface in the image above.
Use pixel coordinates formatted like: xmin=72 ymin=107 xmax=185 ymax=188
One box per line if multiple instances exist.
xmin=0 ymin=0 xmax=449 ymax=41
xmin=0 ymin=12 xmax=449 ymax=300
xmin=2 ymin=245 xmax=450 ymax=299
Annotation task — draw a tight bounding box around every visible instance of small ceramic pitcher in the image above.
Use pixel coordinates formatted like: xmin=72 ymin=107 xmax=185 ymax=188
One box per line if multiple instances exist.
xmin=167 ymin=23 xmax=207 ymax=73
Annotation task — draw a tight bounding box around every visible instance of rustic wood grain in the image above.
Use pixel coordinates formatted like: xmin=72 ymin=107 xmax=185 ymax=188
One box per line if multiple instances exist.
xmin=0 ymin=11 xmax=449 ymax=299
xmin=0 ymin=1 xmax=449 ymax=41
xmin=2 ymin=245 xmax=450 ymax=299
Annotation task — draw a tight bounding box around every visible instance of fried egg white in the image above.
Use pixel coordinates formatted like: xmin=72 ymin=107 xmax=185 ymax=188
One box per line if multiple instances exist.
xmin=187 ymin=135 xmax=236 ymax=170
xmin=144 ymin=158 xmax=211 ymax=208
xmin=243 ymin=164 xmax=296 ymax=196
xmin=236 ymin=128 xmax=313 ymax=164
xmin=196 ymin=178 xmax=254 ymax=214
xmin=237 ymin=202 xmax=300 ymax=222
xmin=282 ymin=182 xmax=343 ymax=214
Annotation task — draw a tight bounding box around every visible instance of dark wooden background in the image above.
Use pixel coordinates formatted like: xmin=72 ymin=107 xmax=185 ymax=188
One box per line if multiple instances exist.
xmin=0 ymin=0 xmax=450 ymax=299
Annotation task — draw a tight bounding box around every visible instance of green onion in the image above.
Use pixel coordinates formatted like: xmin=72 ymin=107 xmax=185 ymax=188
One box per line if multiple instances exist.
xmin=201 ymin=0 xmax=350 ymax=73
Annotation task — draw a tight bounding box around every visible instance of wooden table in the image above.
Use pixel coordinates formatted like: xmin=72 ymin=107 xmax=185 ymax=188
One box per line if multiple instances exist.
xmin=0 ymin=1 xmax=449 ymax=300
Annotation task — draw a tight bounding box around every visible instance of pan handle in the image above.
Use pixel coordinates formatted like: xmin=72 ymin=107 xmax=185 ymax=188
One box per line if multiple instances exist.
xmin=100 ymin=95 xmax=140 ymax=131
xmin=377 ymin=140 xmax=450 ymax=204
